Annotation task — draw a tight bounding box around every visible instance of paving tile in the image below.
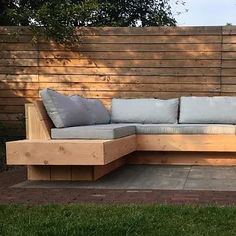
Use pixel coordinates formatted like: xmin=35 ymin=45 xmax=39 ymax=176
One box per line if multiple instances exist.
xmin=184 ymin=179 xmax=236 ymax=191
xmin=188 ymin=166 xmax=236 ymax=179
xmin=137 ymin=165 xmax=190 ymax=178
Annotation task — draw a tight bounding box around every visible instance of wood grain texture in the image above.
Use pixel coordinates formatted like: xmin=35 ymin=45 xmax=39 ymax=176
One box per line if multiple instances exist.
xmin=127 ymin=151 xmax=236 ymax=166
xmin=27 ymin=165 xmax=50 ymax=180
xmin=25 ymin=104 xmax=45 ymax=139
xmin=6 ymin=136 xmax=136 ymax=166
xmin=136 ymin=135 xmax=236 ymax=152
xmin=6 ymin=139 xmax=105 ymax=165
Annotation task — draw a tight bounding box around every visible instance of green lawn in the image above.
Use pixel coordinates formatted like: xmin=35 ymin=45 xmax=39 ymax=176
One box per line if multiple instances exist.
xmin=0 ymin=204 xmax=235 ymax=236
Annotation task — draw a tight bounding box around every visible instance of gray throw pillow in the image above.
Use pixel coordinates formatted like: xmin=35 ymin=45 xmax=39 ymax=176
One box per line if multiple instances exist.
xmin=40 ymin=89 xmax=92 ymax=128
xmin=111 ymin=98 xmax=179 ymax=124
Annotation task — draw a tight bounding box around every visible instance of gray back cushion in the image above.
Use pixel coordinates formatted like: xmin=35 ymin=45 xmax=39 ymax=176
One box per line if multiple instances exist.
xmin=84 ymin=99 xmax=110 ymax=124
xmin=111 ymin=98 xmax=179 ymax=124
xmin=40 ymin=89 xmax=92 ymax=128
xmin=179 ymin=96 xmax=236 ymax=124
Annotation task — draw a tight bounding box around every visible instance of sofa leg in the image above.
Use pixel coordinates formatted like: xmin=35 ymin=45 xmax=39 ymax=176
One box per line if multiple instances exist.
xmin=27 ymin=166 xmax=51 ymax=180
xmin=26 ymin=158 xmax=126 ymax=181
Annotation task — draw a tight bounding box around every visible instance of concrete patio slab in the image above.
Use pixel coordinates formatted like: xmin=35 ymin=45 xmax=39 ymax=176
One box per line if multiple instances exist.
xmin=13 ymin=165 xmax=236 ymax=191
xmin=184 ymin=179 xmax=236 ymax=191
xmin=188 ymin=166 xmax=236 ymax=179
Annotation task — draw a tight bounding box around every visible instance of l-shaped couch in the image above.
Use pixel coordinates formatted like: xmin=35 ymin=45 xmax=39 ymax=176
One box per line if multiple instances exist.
xmin=6 ymin=89 xmax=236 ymax=181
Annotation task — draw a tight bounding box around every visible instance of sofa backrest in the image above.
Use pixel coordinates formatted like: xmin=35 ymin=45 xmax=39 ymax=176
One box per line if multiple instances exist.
xmin=179 ymin=96 xmax=236 ymax=124
xmin=111 ymin=98 xmax=179 ymax=124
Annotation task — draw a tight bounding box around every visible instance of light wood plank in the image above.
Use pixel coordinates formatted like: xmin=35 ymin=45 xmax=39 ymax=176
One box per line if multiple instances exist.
xmin=0 ymin=82 xmax=39 ymax=90
xmin=222 ymin=52 xmax=236 ymax=59
xmin=0 ymin=90 xmax=38 ymax=98
xmin=33 ymin=101 xmax=53 ymax=139
xmin=38 ymin=67 xmax=220 ymax=76
xmin=39 ymin=51 xmax=221 ymax=60
xmin=71 ymin=166 xmax=94 ymax=180
xmin=39 ymin=75 xmax=220 ymax=84
xmin=103 ymin=135 xmax=136 ymax=164
xmin=222 ymin=60 xmax=236 ymax=68
xmin=51 ymin=166 xmax=71 ymax=180
xmin=0 ymin=74 xmax=38 ymax=82
xmin=136 ymin=135 xmax=236 ymax=152
xmin=0 ymin=50 xmax=38 ymax=59
xmin=0 ymin=67 xmax=38 ymax=74
xmin=94 ymin=157 xmax=126 ymax=180
xmin=39 ymin=43 xmax=221 ymax=52
xmin=25 ymin=104 xmax=50 ymax=140
xmin=78 ymin=35 xmax=221 ymax=44
xmin=127 ymin=151 xmax=236 ymax=166
xmin=54 ymin=91 xmax=220 ymax=99
xmin=39 ymin=82 xmax=220 ymax=92
xmin=0 ymin=59 xmax=37 ymax=67
xmin=0 ymin=26 xmax=32 ymax=35
xmin=39 ymin=58 xmax=220 ymax=68
xmin=78 ymin=26 xmax=222 ymax=36
xmin=27 ymin=165 xmax=50 ymax=180
xmin=6 ymin=136 xmax=136 ymax=166
xmin=0 ymin=43 xmax=37 ymax=51
xmin=6 ymin=139 xmax=105 ymax=165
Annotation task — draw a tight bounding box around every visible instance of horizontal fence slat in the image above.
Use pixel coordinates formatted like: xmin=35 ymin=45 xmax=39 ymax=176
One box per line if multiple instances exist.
xmin=50 ymin=90 xmax=221 ymax=99
xmin=0 ymin=59 xmax=38 ymax=67
xmin=0 ymin=43 xmax=37 ymax=51
xmin=222 ymin=69 xmax=236 ymax=76
xmin=0 ymin=82 xmax=39 ymax=90
xmin=38 ymin=82 xmax=220 ymax=92
xmin=0 ymin=105 xmax=24 ymax=113
xmin=39 ymin=51 xmax=221 ymax=60
xmin=0 ymin=50 xmax=38 ymax=59
xmin=222 ymin=52 xmax=236 ymax=59
xmin=79 ymin=26 xmax=222 ymax=36
xmin=38 ymin=75 xmax=220 ymax=84
xmin=77 ymin=35 xmax=222 ymax=44
xmin=0 ymin=90 xmax=39 ymax=97
xmin=0 ymin=67 xmax=38 ymax=74
xmin=221 ymin=77 xmax=236 ymax=84
xmin=38 ymin=67 xmax=220 ymax=76
xmin=39 ymin=59 xmax=221 ymax=68
xmin=39 ymin=43 xmax=222 ymax=52
xmin=0 ymin=74 xmax=38 ymax=82
xmin=221 ymin=85 xmax=236 ymax=92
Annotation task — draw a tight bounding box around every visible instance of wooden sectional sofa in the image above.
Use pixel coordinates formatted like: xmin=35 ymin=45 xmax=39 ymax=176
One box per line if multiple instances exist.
xmin=6 ymin=97 xmax=236 ymax=181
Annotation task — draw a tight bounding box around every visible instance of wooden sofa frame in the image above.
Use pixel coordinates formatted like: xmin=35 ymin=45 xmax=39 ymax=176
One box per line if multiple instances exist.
xmin=6 ymin=101 xmax=236 ymax=181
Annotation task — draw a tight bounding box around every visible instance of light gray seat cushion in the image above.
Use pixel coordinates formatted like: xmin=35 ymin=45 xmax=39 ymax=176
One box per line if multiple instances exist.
xmin=51 ymin=124 xmax=136 ymax=139
xmin=179 ymin=96 xmax=236 ymax=124
xmin=40 ymin=89 xmax=92 ymax=128
xmin=52 ymin=123 xmax=235 ymax=140
xmin=135 ymin=124 xmax=236 ymax=134
xmin=111 ymin=98 xmax=179 ymax=124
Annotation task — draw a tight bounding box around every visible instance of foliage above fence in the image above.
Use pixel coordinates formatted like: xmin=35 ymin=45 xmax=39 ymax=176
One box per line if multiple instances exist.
xmin=0 ymin=0 xmax=177 ymax=44
xmin=1 ymin=26 xmax=236 ymax=137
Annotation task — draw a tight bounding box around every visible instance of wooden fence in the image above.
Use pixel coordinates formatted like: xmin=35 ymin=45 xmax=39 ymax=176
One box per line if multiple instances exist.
xmin=1 ymin=26 xmax=236 ymax=136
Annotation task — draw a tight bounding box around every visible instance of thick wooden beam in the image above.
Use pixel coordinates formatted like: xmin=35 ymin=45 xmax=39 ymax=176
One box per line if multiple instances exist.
xmin=127 ymin=151 xmax=236 ymax=166
xmin=25 ymin=104 xmax=50 ymax=140
xmin=136 ymin=135 xmax=236 ymax=152
xmin=6 ymin=135 xmax=136 ymax=166
xmin=7 ymin=139 xmax=105 ymax=165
